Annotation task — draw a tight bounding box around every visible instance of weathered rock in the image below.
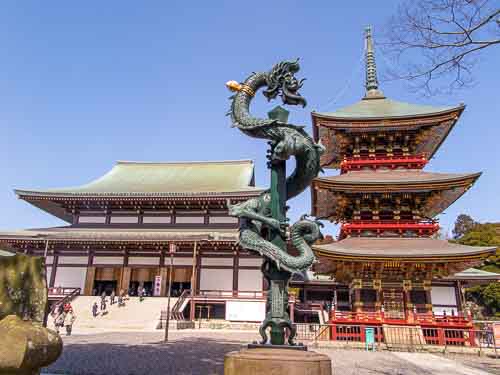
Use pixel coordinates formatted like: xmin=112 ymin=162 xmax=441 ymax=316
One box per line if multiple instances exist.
xmin=224 ymin=347 xmax=332 ymax=375
xmin=0 ymin=252 xmax=47 ymax=323
xmin=0 ymin=315 xmax=63 ymax=375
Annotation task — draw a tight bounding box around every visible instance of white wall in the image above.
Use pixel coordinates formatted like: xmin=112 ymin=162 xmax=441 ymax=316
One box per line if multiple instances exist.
xmin=172 ymin=257 xmax=194 ymax=266
xmin=46 ymin=266 xmax=52 ymax=285
xmin=200 ymin=268 xmax=233 ymax=291
xmin=238 ymin=258 xmax=262 ymax=267
xmin=225 ymin=301 xmax=265 ymax=322
xmin=59 ymin=256 xmax=88 ymax=265
xmin=94 ymin=256 xmax=123 ymax=265
xmin=54 ymin=267 xmax=87 ymax=290
xmin=431 ymin=286 xmax=457 ymax=306
xmin=238 ymin=269 xmax=262 ymax=291
xmin=128 ymin=257 xmax=159 ymax=266
xmin=431 ymin=286 xmax=458 ymax=316
xmin=201 ymin=257 xmax=233 ymax=266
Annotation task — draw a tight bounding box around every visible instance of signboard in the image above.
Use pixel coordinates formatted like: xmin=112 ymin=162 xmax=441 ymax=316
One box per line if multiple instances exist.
xmin=153 ymin=275 xmax=162 ymax=297
xmin=225 ymin=301 xmax=265 ymax=322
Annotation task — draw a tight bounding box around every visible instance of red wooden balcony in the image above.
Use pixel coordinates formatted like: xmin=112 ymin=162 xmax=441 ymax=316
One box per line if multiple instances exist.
xmin=340 ymin=155 xmax=427 ymax=173
xmin=339 ymin=220 xmax=440 ymax=239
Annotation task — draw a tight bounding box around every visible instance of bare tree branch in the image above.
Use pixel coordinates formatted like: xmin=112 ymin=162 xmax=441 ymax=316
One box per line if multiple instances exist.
xmin=380 ymin=0 xmax=500 ymax=95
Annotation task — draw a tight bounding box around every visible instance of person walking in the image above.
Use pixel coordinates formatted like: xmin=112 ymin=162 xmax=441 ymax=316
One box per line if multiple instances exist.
xmin=92 ymin=302 xmax=99 ymax=317
xmin=100 ymin=297 xmax=107 ymax=312
xmin=54 ymin=311 xmax=65 ymax=334
xmin=64 ymin=309 xmax=76 ymax=336
xmin=110 ymin=290 xmax=116 ymax=305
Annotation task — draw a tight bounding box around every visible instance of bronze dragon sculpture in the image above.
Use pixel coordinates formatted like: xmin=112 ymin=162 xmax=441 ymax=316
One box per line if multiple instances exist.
xmin=226 ymin=60 xmax=325 ymax=345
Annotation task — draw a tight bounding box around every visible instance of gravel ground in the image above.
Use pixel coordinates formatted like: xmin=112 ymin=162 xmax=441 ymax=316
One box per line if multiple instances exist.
xmin=44 ymin=330 xmax=499 ymax=375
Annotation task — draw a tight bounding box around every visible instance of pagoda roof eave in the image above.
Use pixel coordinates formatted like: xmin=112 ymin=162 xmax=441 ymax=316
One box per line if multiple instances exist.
xmin=312 ymin=237 xmax=496 ymax=262
xmin=311 ymin=170 xmax=480 ymax=219
xmin=313 ymin=170 xmax=481 ymax=192
xmin=312 ymin=100 xmax=464 ymax=122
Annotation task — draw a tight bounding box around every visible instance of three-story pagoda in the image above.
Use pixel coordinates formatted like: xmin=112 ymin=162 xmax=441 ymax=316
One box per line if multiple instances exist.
xmin=310 ymin=27 xmax=496 ymax=331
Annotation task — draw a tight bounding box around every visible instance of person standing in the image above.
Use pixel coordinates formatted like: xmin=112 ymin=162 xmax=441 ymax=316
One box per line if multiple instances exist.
xmin=64 ymin=309 xmax=76 ymax=336
xmin=92 ymin=302 xmax=99 ymax=317
xmin=110 ymin=290 xmax=116 ymax=305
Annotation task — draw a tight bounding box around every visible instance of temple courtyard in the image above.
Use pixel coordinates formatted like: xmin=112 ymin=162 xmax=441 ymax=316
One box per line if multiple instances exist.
xmin=43 ymin=330 xmax=499 ymax=375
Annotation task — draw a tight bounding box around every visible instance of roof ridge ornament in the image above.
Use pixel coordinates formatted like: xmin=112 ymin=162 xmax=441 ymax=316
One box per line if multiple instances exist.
xmin=363 ymin=26 xmax=385 ymax=100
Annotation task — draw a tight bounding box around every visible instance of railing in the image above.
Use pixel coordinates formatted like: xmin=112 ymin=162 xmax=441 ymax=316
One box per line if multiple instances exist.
xmin=48 ymin=287 xmax=81 ymax=298
xmin=295 ymin=323 xmax=384 ymax=344
xmin=330 ymin=310 xmax=472 ymax=326
xmin=295 ymin=323 xmax=498 ymax=352
xmin=170 ymin=290 xmax=190 ymax=320
xmin=196 ymin=290 xmax=265 ymax=299
xmin=340 ymin=155 xmax=427 ymax=173
xmin=49 ymin=287 xmax=81 ymax=315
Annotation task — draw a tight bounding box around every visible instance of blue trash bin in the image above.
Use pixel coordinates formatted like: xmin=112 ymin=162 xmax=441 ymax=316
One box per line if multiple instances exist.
xmin=365 ymin=327 xmax=375 ymax=351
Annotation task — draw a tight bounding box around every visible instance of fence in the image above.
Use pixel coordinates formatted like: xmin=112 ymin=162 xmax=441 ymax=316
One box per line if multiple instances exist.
xmin=295 ymin=322 xmax=498 ymax=356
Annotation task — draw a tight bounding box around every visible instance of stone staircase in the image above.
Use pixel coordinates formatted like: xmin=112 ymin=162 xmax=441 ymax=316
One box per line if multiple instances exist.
xmin=47 ymin=296 xmax=176 ymax=333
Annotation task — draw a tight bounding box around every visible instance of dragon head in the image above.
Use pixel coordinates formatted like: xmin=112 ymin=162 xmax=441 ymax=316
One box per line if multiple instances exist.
xmin=263 ymin=59 xmax=307 ymax=108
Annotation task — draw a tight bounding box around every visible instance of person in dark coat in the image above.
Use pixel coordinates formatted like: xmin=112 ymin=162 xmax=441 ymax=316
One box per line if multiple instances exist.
xmin=92 ymin=302 xmax=99 ymax=317
xmin=110 ymin=290 xmax=116 ymax=305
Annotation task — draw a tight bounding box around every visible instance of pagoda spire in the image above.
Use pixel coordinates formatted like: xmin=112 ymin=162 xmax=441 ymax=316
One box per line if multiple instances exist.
xmin=364 ymin=26 xmax=385 ymax=99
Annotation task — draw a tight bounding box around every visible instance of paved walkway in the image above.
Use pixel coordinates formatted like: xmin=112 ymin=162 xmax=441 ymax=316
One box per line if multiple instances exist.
xmin=43 ymin=330 xmax=499 ymax=375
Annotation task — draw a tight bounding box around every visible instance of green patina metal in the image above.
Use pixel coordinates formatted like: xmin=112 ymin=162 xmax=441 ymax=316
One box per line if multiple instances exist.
xmin=227 ymin=60 xmax=324 ymax=345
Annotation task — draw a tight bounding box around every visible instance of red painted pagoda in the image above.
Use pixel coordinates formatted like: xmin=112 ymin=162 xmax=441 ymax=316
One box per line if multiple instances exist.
xmin=309 ymin=27 xmax=495 ymax=343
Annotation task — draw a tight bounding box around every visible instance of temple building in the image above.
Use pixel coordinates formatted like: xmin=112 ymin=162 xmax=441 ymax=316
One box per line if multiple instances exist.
xmin=309 ymin=28 xmax=496 ymax=334
xmin=0 ymin=160 xmax=267 ymax=321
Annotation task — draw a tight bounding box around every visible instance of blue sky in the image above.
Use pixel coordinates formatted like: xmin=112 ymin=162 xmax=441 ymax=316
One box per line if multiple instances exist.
xmin=0 ymin=1 xmax=498 ymax=236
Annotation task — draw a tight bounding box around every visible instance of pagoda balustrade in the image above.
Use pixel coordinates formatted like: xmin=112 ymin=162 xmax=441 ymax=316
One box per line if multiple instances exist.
xmin=340 ymin=155 xmax=428 ymax=173
xmin=329 ymin=309 xmax=472 ymax=327
xmin=339 ymin=219 xmax=439 ymax=239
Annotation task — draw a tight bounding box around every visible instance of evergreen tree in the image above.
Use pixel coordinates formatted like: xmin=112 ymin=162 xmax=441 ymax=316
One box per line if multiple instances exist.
xmin=452 ymin=214 xmax=476 ymax=239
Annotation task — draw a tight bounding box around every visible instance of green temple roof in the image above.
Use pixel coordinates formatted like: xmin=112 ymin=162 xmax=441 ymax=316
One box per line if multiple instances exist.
xmin=449 ymin=268 xmax=500 ymax=280
xmin=15 ymin=160 xmax=262 ymax=198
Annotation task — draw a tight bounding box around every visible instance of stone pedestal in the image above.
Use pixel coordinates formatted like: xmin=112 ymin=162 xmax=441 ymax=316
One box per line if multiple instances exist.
xmin=224 ymin=347 xmax=332 ymax=375
xmin=0 ymin=315 xmax=63 ymax=375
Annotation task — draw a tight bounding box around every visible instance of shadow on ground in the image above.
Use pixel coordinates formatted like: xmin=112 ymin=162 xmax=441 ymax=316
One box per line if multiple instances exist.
xmin=44 ymin=337 xmax=242 ymax=375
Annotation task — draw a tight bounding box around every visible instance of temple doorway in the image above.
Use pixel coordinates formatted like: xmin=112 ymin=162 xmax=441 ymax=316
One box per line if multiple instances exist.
xmin=93 ymin=267 xmax=121 ymax=296
xmin=130 ymin=268 xmax=158 ymax=296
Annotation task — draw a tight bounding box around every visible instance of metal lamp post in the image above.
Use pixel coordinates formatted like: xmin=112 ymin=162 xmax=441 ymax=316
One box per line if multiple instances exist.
xmin=164 ymin=243 xmax=176 ymax=342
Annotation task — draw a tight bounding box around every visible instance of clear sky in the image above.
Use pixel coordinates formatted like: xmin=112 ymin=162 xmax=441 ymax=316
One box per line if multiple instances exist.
xmin=0 ymin=1 xmax=498 ymax=236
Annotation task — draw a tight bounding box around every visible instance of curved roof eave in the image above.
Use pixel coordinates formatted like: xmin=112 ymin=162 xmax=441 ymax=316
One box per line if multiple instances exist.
xmin=312 ymin=101 xmax=464 ymax=121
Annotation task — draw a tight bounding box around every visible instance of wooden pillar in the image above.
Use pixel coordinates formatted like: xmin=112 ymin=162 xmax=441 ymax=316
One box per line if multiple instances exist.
xmin=160 ymin=267 xmax=169 ymax=297
xmin=49 ymin=254 xmax=58 ymax=288
xmin=120 ymin=267 xmax=131 ymax=294
xmin=84 ymin=266 xmax=96 ymax=295
xmin=190 ymin=242 xmax=198 ymax=321
xmin=351 ymin=279 xmax=362 ymax=313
